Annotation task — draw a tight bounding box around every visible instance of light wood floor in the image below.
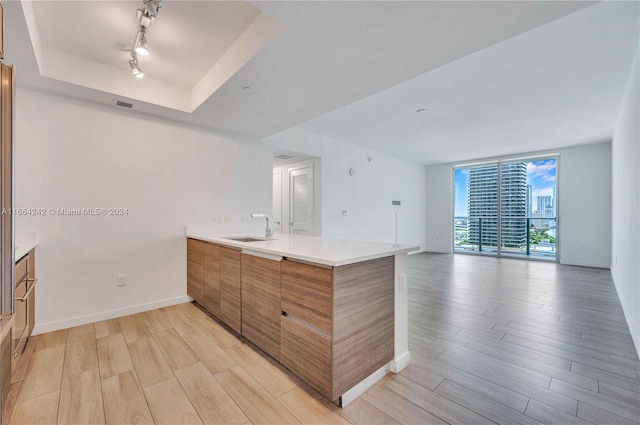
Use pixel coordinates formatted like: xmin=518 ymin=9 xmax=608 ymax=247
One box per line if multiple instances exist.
xmin=3 ymin=253 xmax=640 ymax=425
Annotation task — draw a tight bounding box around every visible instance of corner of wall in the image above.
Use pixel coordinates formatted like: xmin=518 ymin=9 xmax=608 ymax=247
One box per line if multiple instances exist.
xmin=610 ymin=43 xmax=640 ymax=357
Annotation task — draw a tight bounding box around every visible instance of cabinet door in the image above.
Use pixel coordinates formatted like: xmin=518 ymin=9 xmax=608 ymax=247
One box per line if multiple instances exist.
xmin=186 ymin=239 xmax=205 ymax=305
xmin=220 ymin=247 xmax=242 ymax=334
xmin=241 ymin=254 xmax=281 ymax=360
xmin=281 ymin=315 xmax=331 ymax=399
xmin=203 ymin=244 xmax=221 ymax=318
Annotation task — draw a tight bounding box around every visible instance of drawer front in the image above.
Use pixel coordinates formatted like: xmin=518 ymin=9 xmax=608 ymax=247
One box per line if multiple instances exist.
xmin=281 ymin=260 xmax=332 ymax=335
xmin=280 ymin=315 xmax=331 ymax=398
xmin=15 ymin=255 xmax=27 ymax=284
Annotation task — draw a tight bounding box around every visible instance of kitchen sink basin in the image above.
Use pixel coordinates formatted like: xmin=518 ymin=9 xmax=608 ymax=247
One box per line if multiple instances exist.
xmin=223 ymin=236 xmax=272 ymax=243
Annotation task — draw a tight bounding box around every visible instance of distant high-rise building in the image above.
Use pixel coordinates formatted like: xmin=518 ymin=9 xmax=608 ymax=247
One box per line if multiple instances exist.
xmin=537 ymin=195 xmax=553 ymax=217
xmin=526 ymin=184 xmax=532 ymax=217
xmin=468 ymin=163 xmax=527 ymax=249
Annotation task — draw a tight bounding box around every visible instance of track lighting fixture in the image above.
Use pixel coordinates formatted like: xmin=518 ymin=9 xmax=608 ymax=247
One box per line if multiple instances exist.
xmin=135 ymin=27 xmax=149 ymax=56
xmin=128 ymin=0 xmax=164 ymax=78
xmin=129 ymin=55 xmax=144 ymax=79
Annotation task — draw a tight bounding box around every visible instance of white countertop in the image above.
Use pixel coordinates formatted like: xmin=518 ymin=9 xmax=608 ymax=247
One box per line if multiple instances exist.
xmin=186 ymin=229 xmax=419 ymax=266
xmin=15 ymin=231 xmax=38 ymax=261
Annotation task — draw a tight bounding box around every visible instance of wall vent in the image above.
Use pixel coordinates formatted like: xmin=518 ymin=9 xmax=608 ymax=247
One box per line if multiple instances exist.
xmin=274 ymin=154 xmax=294 ymax=160
xmin=112 ymin=99 xmax=136 ymax=109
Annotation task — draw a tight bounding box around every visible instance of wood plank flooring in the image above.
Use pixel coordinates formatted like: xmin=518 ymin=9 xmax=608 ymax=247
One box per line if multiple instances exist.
xmin=3 ymin=253 xmax=639 ymax=424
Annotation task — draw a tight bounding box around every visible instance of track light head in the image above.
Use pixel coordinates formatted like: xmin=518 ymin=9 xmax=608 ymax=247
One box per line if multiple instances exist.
xmin=135 ymin=29 xmax=150 ymax=56
xmin=129 ymin=56 xmax=144 ymax=79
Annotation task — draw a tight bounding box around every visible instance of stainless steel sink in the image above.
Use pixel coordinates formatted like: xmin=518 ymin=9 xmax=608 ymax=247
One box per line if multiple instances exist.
xmin=223 ymin=236 xmax=272 ymax=243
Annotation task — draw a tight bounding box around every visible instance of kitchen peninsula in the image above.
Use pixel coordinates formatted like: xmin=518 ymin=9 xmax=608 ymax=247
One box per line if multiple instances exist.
xmin=185 ymin=229 xmax=418 ymax=407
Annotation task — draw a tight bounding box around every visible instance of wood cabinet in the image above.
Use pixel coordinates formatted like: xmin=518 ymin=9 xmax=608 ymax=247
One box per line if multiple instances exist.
xmin=186 ymin=237 xmax=395 ymax=404
xmin=203 ymin=243 xmax=220 ymax=317
xmin=13 ymin=249 xmax=37 ymax=367
xmin=1 ymin=320 xmax=11 ymax=418
xmin=187 ymin=239 xmax=221 ymax=318
xmin=280 ymin=256 xmax=394 ymax=402
xmin=186 ymin=240 xmax=241 ymax=333
xmin=281 ymin=260 xmax=332 ymax=335
xmin=241 ymin=253 xmax=281 ymax=360
xmin=4 ymin=249 xmax=37 ymax=417
xmin=219 ymin=247 xmax=242 ymax=334
xmin=281 ymin=315 xmax=331 ymax=396
xmin=186 ymin=239 xmax=205 ymax=305
xmin=332 ymin=256 xmax=395 ymax=399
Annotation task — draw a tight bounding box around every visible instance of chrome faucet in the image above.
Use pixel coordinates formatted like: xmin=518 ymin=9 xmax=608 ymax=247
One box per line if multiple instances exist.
xmin=250 ymin=213 xmax=272 ymax=238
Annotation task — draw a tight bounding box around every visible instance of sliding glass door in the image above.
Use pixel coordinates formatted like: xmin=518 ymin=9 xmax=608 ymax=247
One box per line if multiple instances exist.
xmin=454 ymin=157 xmax=557 ymax=260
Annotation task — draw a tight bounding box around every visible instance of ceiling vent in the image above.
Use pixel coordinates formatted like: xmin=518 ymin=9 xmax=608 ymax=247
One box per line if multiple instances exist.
xmin=274 ymin=154 xmax=294 ymax=160
xmin=112 ymin=99 xmax=137 ymax=109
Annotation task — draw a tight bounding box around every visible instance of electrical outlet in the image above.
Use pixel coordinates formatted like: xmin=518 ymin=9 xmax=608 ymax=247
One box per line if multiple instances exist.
xmin=224 ymin=216 xmax=233 ymax=223
xmin=213 ymin=216 xmax=224 ymax=223
xmin=399 ymin=273 xmax=406 ymax=291
xmin=117 ymin=274 xmax=127 ymax=287
xmin=241 ymin=216 xmax=250 ymax=222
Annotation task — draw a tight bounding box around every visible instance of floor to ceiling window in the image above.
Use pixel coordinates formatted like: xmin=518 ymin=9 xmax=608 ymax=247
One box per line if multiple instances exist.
xmin=454 ymin=157 xmax=557 ymax=260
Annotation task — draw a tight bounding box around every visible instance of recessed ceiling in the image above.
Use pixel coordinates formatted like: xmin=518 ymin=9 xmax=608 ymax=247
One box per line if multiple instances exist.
xmin=280 ymin=1 xmax=639 ymax=165
xmin=3 ymin=1 xmax=595 ymax=138
xmin=21 ymin=0 xmax=280 ymax=112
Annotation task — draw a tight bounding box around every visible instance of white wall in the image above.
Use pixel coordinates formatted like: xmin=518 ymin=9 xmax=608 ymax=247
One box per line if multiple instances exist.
xmin=611 ymin=46 xmax=639 ymax=354
xmin=424 ymin=143 xmax=612 ymax=267
xmin=15 ymin=89 xmax=272 ymax=333
xmin=424 ymin=164 xmax=453 ymax=253
xmin=559 ymin=143 xmax=612 ymax=268
xmin=265 ymin=128 xmax=427 ymax=250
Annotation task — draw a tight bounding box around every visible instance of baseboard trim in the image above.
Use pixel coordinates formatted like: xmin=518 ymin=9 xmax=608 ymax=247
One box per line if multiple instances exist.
xmin=560 ymin=258 xmax=611 ymax=269
xmin=408 ymin=249 xmax=427 ymax=256
xmin=32 ymin=295 xmax=192 ymax=335
xmin=390 ymin=350 xmax=411 ymax=373
xmin=611 ymin=273 xmax=640 ymax=358
xmin=421 ymin=249 xmax=453 ymax=254
xmin=340 ymin=363 xmax=390 ymax=408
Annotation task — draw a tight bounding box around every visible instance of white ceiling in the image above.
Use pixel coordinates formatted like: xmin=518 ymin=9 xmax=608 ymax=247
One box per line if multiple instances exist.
xmin=18 ymin=1 xmax=280 ymax=112
xmin=3 ymin=1 xmax=598 ymax=143
xmin=292 ymin=1 xmax=640 ymax=165
xmin=32 ymin=1 xmax=261 ymax=89
xmin=5 ymin=1 xmax=637 ymax=165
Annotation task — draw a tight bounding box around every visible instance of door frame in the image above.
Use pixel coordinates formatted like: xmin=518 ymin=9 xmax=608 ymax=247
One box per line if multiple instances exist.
xmin=273 ymin=158 xmax=322 ymax=237
xmin=272 ymin=170 xmax=283 ymax=233
xmin=288 ymin=164 xmax=314 ymax=235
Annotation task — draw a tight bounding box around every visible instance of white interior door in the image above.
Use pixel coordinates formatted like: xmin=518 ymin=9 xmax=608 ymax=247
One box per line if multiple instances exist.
xmin=272 ymin=171 xmax=282 ymax=233
xmin=289 ymin=166 xmax=314 ymax=235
